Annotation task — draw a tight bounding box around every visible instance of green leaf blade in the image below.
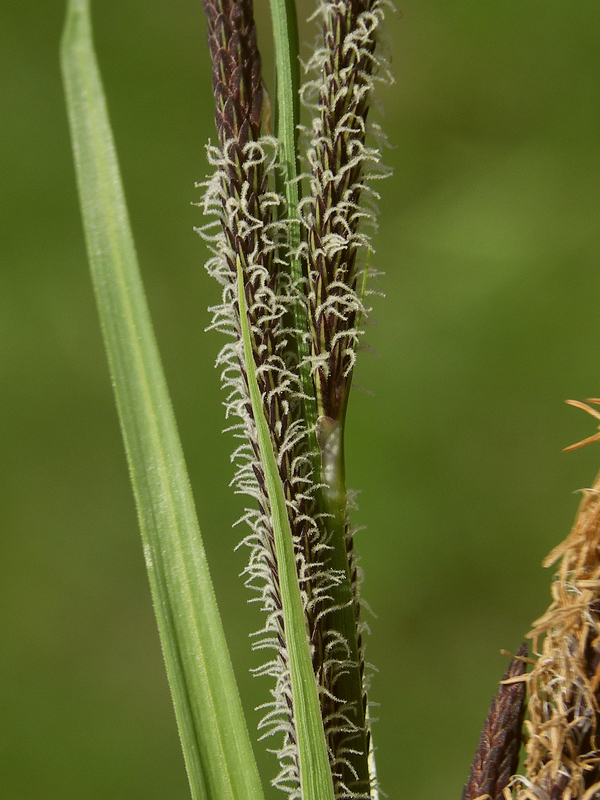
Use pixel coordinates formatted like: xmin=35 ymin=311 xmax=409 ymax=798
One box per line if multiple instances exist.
xmin=60 ymin=3 xmax=265 ymax=800
xmin=268 ymin=0 xmax=319 ymax=445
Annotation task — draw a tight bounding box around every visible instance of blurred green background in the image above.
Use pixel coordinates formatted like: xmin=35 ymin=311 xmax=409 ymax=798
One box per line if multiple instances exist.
xmin=3 ymin=1 xmax=600 ymax=798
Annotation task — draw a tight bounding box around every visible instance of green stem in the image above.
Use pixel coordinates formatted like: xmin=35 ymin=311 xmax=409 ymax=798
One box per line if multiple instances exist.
xmin=316 ymin=413 xmax=372 ymax=795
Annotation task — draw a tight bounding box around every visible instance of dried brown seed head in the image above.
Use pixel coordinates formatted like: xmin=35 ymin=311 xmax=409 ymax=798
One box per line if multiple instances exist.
xmin=513 ymin=469 xmax=600 ymax=800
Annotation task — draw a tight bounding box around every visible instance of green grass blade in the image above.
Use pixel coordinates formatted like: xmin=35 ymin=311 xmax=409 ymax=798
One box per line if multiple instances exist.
xmin=60 ymin=3 xmax=265 ymax=800
xmin=236 ymin=263 xmax=335 ymax=800
xmin=268 ymin=0 xmax=318 ymax=443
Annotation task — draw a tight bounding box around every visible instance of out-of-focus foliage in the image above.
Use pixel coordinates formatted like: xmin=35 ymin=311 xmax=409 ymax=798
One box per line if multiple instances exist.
xmin=2 ymin=2 xmax=600 ymax=799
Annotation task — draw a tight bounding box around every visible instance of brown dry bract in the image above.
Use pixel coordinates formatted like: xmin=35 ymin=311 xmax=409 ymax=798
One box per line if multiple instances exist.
xmin=563 ymin=399 xmax=600 ymax=452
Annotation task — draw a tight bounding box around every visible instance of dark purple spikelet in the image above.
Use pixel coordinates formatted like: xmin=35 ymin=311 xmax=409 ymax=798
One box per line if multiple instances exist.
xmin=201 ymin=0 xmax=283 ymax=400
xmin=301 ymin=0 xmax=387 ymax=423
xmin=462 ymin=643 xmax=528 ymax=800
xmin=202 ymin=0 xmax=270 ymax=290
xmin=202 ymin=0 xmax=302 ymax=571
xmin=200 ymin=1 xmax=329 ymax=794
xmin=203 ymin=0 xmax=262 ymax=147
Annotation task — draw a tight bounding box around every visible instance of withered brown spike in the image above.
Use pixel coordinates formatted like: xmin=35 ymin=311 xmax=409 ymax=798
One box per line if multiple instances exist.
xmin=202 ymin=0 xmax=263 ymax=146
xmin=461 ymin=643 xmax=528 ymax=800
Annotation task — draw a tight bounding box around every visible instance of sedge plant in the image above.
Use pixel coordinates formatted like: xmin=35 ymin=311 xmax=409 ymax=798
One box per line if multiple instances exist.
xmin=61 ymin=1 xmax=600 ymax=799
xmin=61 ymin=0 xmax=389 ymax=797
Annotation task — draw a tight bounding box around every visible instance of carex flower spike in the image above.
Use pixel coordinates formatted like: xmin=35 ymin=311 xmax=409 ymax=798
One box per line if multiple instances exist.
xmin=199 ymin=0 xmax=312 ymax=792
xmin=300 ymin=0 xmax=391 ymax=426
xmin=198 ymin=0 xmax=391 ymax=795
xmin=293 ymin=0 xmax=391 ymax=795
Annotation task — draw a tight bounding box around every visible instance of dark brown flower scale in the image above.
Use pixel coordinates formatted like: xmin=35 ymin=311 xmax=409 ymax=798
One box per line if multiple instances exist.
xmin=306 ymin=0 xmax=379 ymax=424
xmin=462 ymin=644 xmax=528 ymax=800
xmin=203 ymin=0 xmax=262 ymax=147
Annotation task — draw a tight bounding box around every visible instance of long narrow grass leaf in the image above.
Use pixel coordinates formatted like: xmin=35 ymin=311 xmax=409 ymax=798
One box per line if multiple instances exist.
xmin=268 ymin=0 xmax=318 ymax=443
xmin=236 ymin=262 xmax=336 ymax=800
xmin=60 ymin=3 xmax=265 ymax=799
